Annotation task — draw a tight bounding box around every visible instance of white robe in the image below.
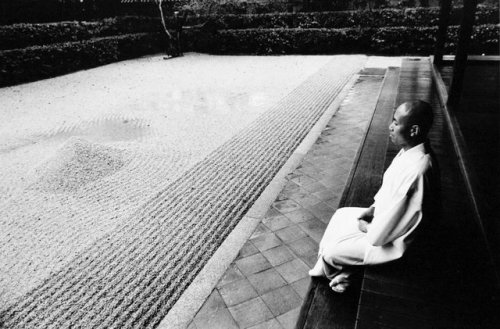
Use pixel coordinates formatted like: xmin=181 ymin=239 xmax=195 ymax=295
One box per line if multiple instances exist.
xmin=320 ymin=142 xmax=438 ymax=267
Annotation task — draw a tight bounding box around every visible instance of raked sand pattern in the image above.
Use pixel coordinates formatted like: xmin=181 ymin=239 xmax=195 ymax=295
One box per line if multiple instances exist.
xmin=0 ymin=55 xmax=366 ymax=328
xmin=0 ymin=54 xmax=335 ymax=305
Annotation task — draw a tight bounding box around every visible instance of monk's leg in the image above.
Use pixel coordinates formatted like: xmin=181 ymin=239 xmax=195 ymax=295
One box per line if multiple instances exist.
xmin=309 ymin=207 xmax=366 ymax=273
xmin=322 ymin=227 xmax=368 ymax=292
xmin=309 ymin=207 xmax=364 ymax=277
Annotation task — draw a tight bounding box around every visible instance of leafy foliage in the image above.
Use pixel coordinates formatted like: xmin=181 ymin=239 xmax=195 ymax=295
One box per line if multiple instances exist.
xmin=0 ymin=17 xmax=160 ymax=51
xmin=183 ymin=6 xmax=499 ymax=29
xmin=0 ymin=33 xmax=163 ymax=87
xmin=2 ymin=7 xmax=497 ymax=51
xmin=185 ymin=24 xmax=499 ymax=55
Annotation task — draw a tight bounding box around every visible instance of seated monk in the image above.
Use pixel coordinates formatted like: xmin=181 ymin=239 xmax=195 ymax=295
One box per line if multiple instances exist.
xmin=309 ymin=100 xmax=440 ymax=293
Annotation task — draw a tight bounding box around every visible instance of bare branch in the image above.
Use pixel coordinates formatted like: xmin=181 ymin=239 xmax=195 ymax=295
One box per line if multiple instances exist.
xmin=156 ymin=0 xmax=172 ymax=39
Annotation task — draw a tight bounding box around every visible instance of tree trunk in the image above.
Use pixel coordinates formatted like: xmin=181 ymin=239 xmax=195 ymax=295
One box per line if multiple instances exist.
xmin=433 ymin=0 xmax=452 ymax=66
xmin=448 ymin=0 xmax=479 ymax=107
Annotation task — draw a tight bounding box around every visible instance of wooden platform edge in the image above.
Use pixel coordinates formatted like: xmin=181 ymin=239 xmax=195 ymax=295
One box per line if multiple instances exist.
xmin=430 ymin=63 xmax=500 ymax=290
xmin=295 ymin=67 xmax=400 ymax=329
xmin=430 ymin=55 xmax=500 ymax=63
xmin=339 ymin=67 xmax=400 ymax=208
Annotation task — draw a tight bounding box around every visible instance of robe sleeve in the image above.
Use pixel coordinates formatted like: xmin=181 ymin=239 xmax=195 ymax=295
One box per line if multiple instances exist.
xmin=366 ymin=171 xmax=425 ymax=247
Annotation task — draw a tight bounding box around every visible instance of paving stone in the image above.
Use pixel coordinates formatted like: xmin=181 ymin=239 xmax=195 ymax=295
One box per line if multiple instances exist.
xmin=262 ymin=245 xmax=295 ymax=267
xmin=195 ymin=289 xmax=227 ymax=318
xmin=291 ymin=277 xmax=311 ymax=299
xmin=248 ymin=318 xmax=284 ymax=329
xmin=301 ymin=253 xmax=319 ymax=268
xmin=193 ymin=290 xmax=238 ymax=329
xmin=275 ymin=225 xmax=307 ymax=243
xmin=262 ymin=215 xmax=293 ymax=231
xmin=318 ymin=175 xmax=348 ymax=189
xmin=281 ymin=181 xmax=301 ymax=193
xmin=217 ymin=264 xmax=246 ymax=288
xmin=274 ymin=259 xmax=310 ymax=284
xmin=299 ymin=160 xmax=320 ymax=171
xmin=275 ymin=190 xmax=291 ymax=201
xmin=186 ymin=321 xmax=198 ymax=329
xmin=285 ymin=172 xmax=302 ymax=181
xmin=219 ymin=278 xmax=258 ymax=307
xmin=247 ymin=268 xmax=287 ymax=295
xmin=328 ymin=156 xmax=353 ymax=169
xmin=286 ymin=237 xmax=318 ymax=261
xmin=272 ymin=199 xmax=301 ymax=214
xmin=264 ymin=207 xmax=283 ymax=218
xmin=305 ymin=202 xmax=335 ymax=223
xmin=276 ymin=307 xmax=301 ymax=329
xmin=193 ymin=306 xmax=239 ymax=329
xmin=300 ymin=181 xmax=327 ymax=194
xmin=298 ymin=218 xmax=327 ymax=243
xmin=307 ymin=158 xmax=330 ymax=169
xmin=250 ymin=232 xmax=282 ymax=252
xmin=261 ymin=285 xmax=302 ymax=317
xmin=312 ymin=188 xmax=335 ymax=201
xmin=237 ymin=241 xmax=259 ymax=260
xmin=236 ymin=253 xmax=272 ymax=276
xmin=228 ymin=297 xmax=274 ymax=328
xmin=296 ymin=165 xmax=322 ymax=178
xmin=289 ymin=193 xmax=322 ymax=209
xmin=251 ymin=223 xmax=271 ymax=239
xmin=283 ymin=208 xmax=317 ymax=224
xmin=290 ymin=175 xmax=317 ymax=187
xmin=286 ymin=187 xmax=309 ymax=199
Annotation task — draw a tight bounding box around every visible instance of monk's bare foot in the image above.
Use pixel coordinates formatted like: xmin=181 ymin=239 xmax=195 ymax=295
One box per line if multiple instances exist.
xmin=308 ymin=258 xmax=325 ymax=277
xmin=329 ymin=273 xmax=351 ymax=293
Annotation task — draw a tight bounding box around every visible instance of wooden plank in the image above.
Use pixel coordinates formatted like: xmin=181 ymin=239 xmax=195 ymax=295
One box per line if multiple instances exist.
xmin=356 ymin=58 xmax=500 ymax=329
xmin=296 ymin=68 xmax=400 ymax=329
xmin=438 ymin=55 xmax=500 ymax=62
xmin=431 ymin=62 xmax=500 ymax=288
xmin=302 ymin=279 xmax=362 ymax=329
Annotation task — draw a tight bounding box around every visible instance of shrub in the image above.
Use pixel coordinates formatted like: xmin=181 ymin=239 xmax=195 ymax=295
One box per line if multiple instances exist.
xmin=0 ymin=33 xmax=163 ymax=87
xmin=2 ymin=6 xmax=498 ymax=50
xmin=189 ymin=24 xmax=499 ymax=55
xmin=183 ymin=7 xmax=499 ymax=30
xmin=0 ymin=16 xmax=161 ymax=51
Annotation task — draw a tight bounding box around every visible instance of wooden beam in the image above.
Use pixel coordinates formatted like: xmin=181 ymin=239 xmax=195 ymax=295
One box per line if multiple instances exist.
xmin=447 ymin=0 xmax=479 ymax=107
xmin=433 ymin=0 xmax=452 ymax=66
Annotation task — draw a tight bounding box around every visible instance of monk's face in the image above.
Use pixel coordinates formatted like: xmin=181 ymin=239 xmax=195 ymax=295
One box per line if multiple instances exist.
xmin=389 ymin=104 xmax=412 ymax=149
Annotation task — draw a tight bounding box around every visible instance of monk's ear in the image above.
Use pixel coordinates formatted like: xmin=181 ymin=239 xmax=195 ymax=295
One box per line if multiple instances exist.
xmin=410 ymin=125 xmax=420 ymax=137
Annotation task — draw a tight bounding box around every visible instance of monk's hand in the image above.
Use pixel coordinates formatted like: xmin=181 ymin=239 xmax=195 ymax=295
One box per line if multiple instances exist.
xmin=358 ymin=219 xmax=369 ymax=233
xmin=357 ymin=206 xmax=374 ymax=223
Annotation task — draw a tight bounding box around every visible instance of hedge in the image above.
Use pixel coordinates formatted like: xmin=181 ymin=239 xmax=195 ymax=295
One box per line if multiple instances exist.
xmin=0 ymin=16 xmax=161 ymax=51
xmin=2 ymin=7 xmax=498 ymax=50
xmin=1 ymin=23 xmax=497 ymax=87
xmin=183 ymin=6 xmax=499 ymax=30
xmin=187 ymin=24 xmax=499 ymax=55
xmin=0 ymin=33 xmax=163 ymax=87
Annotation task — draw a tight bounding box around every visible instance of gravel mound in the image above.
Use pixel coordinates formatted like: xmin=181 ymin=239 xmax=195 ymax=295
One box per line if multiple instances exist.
xmin=32 ymin=138 xmax=125 ymax=193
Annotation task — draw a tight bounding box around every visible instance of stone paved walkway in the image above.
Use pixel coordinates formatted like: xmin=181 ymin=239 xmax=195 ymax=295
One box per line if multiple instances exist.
xmin=185 ymin=72 xmax=389 ymax=329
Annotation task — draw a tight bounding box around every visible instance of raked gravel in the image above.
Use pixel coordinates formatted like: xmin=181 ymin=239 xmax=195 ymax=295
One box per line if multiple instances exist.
xmin=0 ymin=54 xmax=335 ymax=309
xmin=0 ymin=54 xmax=367 ymax=328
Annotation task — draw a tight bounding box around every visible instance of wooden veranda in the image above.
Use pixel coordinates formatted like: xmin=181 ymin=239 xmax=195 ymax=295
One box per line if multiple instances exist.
xmin=296 ymin=1 xmax=499 ymax=328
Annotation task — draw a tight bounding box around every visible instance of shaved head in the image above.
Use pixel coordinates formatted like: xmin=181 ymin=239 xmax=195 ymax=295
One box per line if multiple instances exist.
xmin=401 ymin=100 xmax=433 ymax=137
xmin=390 ymin=100 xmax=433 ymax=150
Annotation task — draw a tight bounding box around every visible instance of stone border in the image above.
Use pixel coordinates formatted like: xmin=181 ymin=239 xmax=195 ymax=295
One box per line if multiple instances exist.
xmin=158 ymin=74 xmax=359 ymax=329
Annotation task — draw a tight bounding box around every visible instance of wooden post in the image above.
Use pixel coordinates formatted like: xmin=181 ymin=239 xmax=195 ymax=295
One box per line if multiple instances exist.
xmin=447 ymin=0 xmax=479 ymax=107
xmin=433 ymin=0 xmax=452 ymax=66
